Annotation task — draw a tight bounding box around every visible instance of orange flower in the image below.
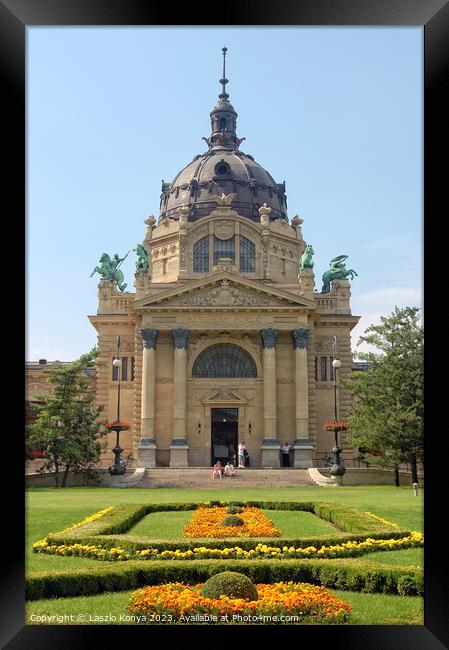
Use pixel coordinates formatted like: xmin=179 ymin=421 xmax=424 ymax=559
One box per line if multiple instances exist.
xmin=106 ymin=421 xmax=130 ymax=430
xmin=127 ymin=581 xmax=352 ymax=624
xmin=183 ymin=507 xmax=281 ymax=538
xmin=323 ymin=420 xmax=349 ymax=432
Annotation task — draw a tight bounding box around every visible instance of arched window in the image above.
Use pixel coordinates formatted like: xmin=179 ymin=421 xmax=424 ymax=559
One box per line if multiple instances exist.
xmin=239 ymin=236 xmax=256 ymax=272
xmin=192 ymin=343 xmax=257 ymax=378
xmin=219 ymin=117 xmax=226 ymax=131
xmin=213 ymin=236 xmax=235 ymax=265
xmin=193 ymin=236 xmax=209 ymax=272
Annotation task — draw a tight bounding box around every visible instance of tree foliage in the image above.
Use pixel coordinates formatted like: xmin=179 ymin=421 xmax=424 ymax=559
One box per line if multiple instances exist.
xmin=342 ymin=306 xmax=423 ymax=483
xmin=26 ymin=348 xmax=107 ymax=487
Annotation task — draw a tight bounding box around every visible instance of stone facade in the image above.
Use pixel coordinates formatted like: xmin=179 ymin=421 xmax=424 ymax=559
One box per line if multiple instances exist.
xmin=27 ymin=60 xmax=361 ymax=469
xmin=87 ymin=204 xmax=359 ymax=468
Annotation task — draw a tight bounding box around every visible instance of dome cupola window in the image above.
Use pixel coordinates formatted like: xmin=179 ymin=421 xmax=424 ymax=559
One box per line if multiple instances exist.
xmin=213 ymin=235 xmax=235 ymax=265
xmin=214 ymin=161 xmax=231 ymax=177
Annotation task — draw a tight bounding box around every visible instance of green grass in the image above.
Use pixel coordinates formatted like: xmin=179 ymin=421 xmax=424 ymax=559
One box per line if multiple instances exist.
xmin=127 ymin=510 xmax=194 ymax=538
xmin=126 ymin=508 xmax=339 ymax=540
xmin=331 ymin=589 xmax=423 ymax=625
xmin=25 ymin=588 xmax=423 ymax=626
xmin=339 ymin=547 xmax=423 ymax=567
xmin=26 ymin=486 xmax=423 ymax=573
xmin=261 ymin=509 xmax=340 ymax=536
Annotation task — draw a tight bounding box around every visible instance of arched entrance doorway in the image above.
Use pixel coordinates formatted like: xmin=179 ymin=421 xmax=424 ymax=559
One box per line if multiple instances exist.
xmin=211 ymin=407 xmax=238 ymax=466
xmin=192 ymin=343 xmax=258 ymax=467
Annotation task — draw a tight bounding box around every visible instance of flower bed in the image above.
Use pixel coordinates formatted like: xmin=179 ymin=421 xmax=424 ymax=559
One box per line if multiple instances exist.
xmin=126 ymin=581 xmax=352 ymax=624
xmin=183 ymin=506 xmax=281 ymax=538
xmin=32 ymin=531 xmax=423 ymax=562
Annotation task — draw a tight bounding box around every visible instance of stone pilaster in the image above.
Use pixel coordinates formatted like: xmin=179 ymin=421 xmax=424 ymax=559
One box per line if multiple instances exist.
xmin=260 ymin=328 xmax=280 ymax=467
xmin=292 ymin=328 xmax=313 ymax=468
xmin=170 ymin=328 xmax=189 ymax=467
xmin=137 ymin=328 xmax=158 ymax=467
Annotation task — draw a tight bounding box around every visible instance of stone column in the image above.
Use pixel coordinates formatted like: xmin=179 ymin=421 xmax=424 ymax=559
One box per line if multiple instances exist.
xmin=292 ymin=328 xmax=314 ymax=468
xmin=260 ymin=328 xmax=280 ymax=468
xmin=137 ymin=328 xmax=158 ymax=468
xmin=170 ymin=328 xmax=189 ymax=467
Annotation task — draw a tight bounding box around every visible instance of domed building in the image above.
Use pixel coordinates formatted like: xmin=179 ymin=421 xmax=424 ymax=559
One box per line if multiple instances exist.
xmin=88 ymin=49 xmax=360 ymax=469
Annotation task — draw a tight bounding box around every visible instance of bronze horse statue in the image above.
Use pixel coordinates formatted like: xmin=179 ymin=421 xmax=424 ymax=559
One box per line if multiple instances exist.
xmin=321 ymin=255 xmax=358 ymax=294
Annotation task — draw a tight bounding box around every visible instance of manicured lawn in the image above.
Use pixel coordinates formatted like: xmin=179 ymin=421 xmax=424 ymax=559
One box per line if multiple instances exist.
xmin=26 ymin=486 xmax=423 ymax=573
xmin=261 ymin=509 xmax=340 ymax=537
xmin=126 ymin=508 xmax=339 ymax=539
xmin=128 ymin=510 xmax=194 ymax=538
xmin=25 ymin=588 xmax=423 ymax=626
xmin=331 ymin=590 xmax=423 ymax=625
xmin=25 ymin=486 xmax=424 ymax=626
xmin=338 ymin=547 xmax=423 ymax=567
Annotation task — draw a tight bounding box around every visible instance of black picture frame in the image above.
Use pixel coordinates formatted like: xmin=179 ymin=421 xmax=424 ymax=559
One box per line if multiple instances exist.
xmin=3 ymin=0 xmax=448 ymax=647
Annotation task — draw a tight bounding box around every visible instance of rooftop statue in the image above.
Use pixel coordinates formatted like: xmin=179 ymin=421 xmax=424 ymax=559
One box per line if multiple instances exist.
xmin=321 ymin=255 xmax=358 ymax=294
xmin=133 ymin=243 xmax=149 ymax=273
xmin=300 ymin=243 xmax=314 ymax=271
xmin=208 ymin=192 xmax=238 ymax=206
xmin=90 ymin=251 xmax=129 ymax=292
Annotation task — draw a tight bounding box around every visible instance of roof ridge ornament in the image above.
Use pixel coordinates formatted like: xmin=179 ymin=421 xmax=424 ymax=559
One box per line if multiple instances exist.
xmin=219 ymin=46 xmax=229 ymax=100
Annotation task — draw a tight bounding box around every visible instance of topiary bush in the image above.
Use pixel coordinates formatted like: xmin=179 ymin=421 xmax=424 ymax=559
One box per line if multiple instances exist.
xmin=227 ymin=506 xmax=243 ymax=515
xmin=221 ymin=515 xmax=245 ymax=527
xmin=200 ymin=571 xmax=258 ymax=601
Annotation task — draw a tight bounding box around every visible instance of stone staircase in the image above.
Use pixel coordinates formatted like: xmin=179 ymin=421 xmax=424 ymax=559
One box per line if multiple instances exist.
xmin=137 ymin=468 xmax=315 ymax=488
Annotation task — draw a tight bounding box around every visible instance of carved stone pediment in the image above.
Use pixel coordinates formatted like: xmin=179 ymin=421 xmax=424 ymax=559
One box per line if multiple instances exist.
xmin=132 ymin=271 xmax=316 ymax=310
xmin=202 ymin=389 xmax=248 ymax=404
xmin=180 ymin=280 xmax=271 ymax=307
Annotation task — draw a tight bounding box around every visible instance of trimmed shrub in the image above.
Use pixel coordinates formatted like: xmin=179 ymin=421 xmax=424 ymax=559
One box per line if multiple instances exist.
xmin=221 ymin=515 xmax=245 ymax=527
xmin=47 ymin=500 xmax=402 ymax=547
xmin=26 ymin=559 xmax=423 ymax=601
xmin=397 ymin=575 xmax=419 ymax=596
xmin=312 ymin=502 xmax=396 ymax=535
xmin=200 ymin=571 xmax=258 ymax=600
xmin=227 ymin=506 xmax=243 ymax=515
xmin=50 ymin=528 xmax=411 ymax=555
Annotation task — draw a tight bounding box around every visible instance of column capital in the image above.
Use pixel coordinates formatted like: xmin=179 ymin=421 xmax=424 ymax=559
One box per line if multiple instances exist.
xmin=140 ymin=328 xmax=158 ymax=349
xmin=260 ymin=328 xmax=279 ymax=349
xmin=292 ymin=328 xmax=309 ymax=349
xmin=171 ymin=328 xmax=189 ymax=349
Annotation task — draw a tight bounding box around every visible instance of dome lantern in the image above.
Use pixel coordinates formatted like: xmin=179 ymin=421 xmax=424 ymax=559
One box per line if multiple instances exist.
xmin=158 ymin=47 xmax=289 ymax=224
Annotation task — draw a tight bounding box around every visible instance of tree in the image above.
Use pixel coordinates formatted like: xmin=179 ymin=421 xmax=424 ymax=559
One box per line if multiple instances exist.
xmin=26 ymin=348 xmax=107 ymax=487
xmin=342 ymin=306 xmax=423 ymax=485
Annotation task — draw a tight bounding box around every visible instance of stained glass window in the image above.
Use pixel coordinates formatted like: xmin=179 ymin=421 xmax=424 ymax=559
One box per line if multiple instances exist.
xmin=239 ymin=235 xmax=255 ymax=272
xmin=193 ymin=236 xmax=209 ymax=272
xmin=213 ymin=236 xmax=235 ymax=265
xmin=192 ymin=344 xmax=257 ymax=378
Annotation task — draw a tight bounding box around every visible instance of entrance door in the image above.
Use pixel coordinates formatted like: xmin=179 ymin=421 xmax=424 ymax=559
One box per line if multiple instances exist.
xmin=211 ymin=408 xmax=238 ymax=466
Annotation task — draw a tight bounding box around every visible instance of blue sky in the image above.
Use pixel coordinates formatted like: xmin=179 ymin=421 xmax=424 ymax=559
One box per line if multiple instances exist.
xmin=27 ymin=27 xmax=422 ymax=360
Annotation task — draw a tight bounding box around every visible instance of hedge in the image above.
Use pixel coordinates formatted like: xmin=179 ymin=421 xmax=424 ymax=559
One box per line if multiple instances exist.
xmin=26 ymin=559 xmax=423 ymax=601
xmin=49 ymin=529 xmax=411 ymax=555
xmin=48 ymin=500 xmax=397 ymax=547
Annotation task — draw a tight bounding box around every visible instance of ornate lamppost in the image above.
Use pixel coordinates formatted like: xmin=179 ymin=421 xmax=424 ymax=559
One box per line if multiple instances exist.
xmin=327 ymin=336 xmax=346 ymax=477
xmin=108 ymin=335 xmax=129 ymax=475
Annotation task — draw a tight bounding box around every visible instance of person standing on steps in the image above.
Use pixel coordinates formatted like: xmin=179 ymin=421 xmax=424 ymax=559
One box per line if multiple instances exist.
xmin=238 ymin=441 xmax=247 ymax=468
xmin=281 ymin=442 xmax=291 ymax=468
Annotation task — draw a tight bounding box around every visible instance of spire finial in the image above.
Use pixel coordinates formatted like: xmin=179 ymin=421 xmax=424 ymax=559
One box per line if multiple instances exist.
xmin=219 ymin=46 xmax=229 ymax=99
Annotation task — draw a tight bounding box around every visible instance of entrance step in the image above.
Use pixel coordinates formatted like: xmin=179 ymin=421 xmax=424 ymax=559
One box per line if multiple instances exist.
xmin=138 ymin=468 xmax=315 ymax=488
